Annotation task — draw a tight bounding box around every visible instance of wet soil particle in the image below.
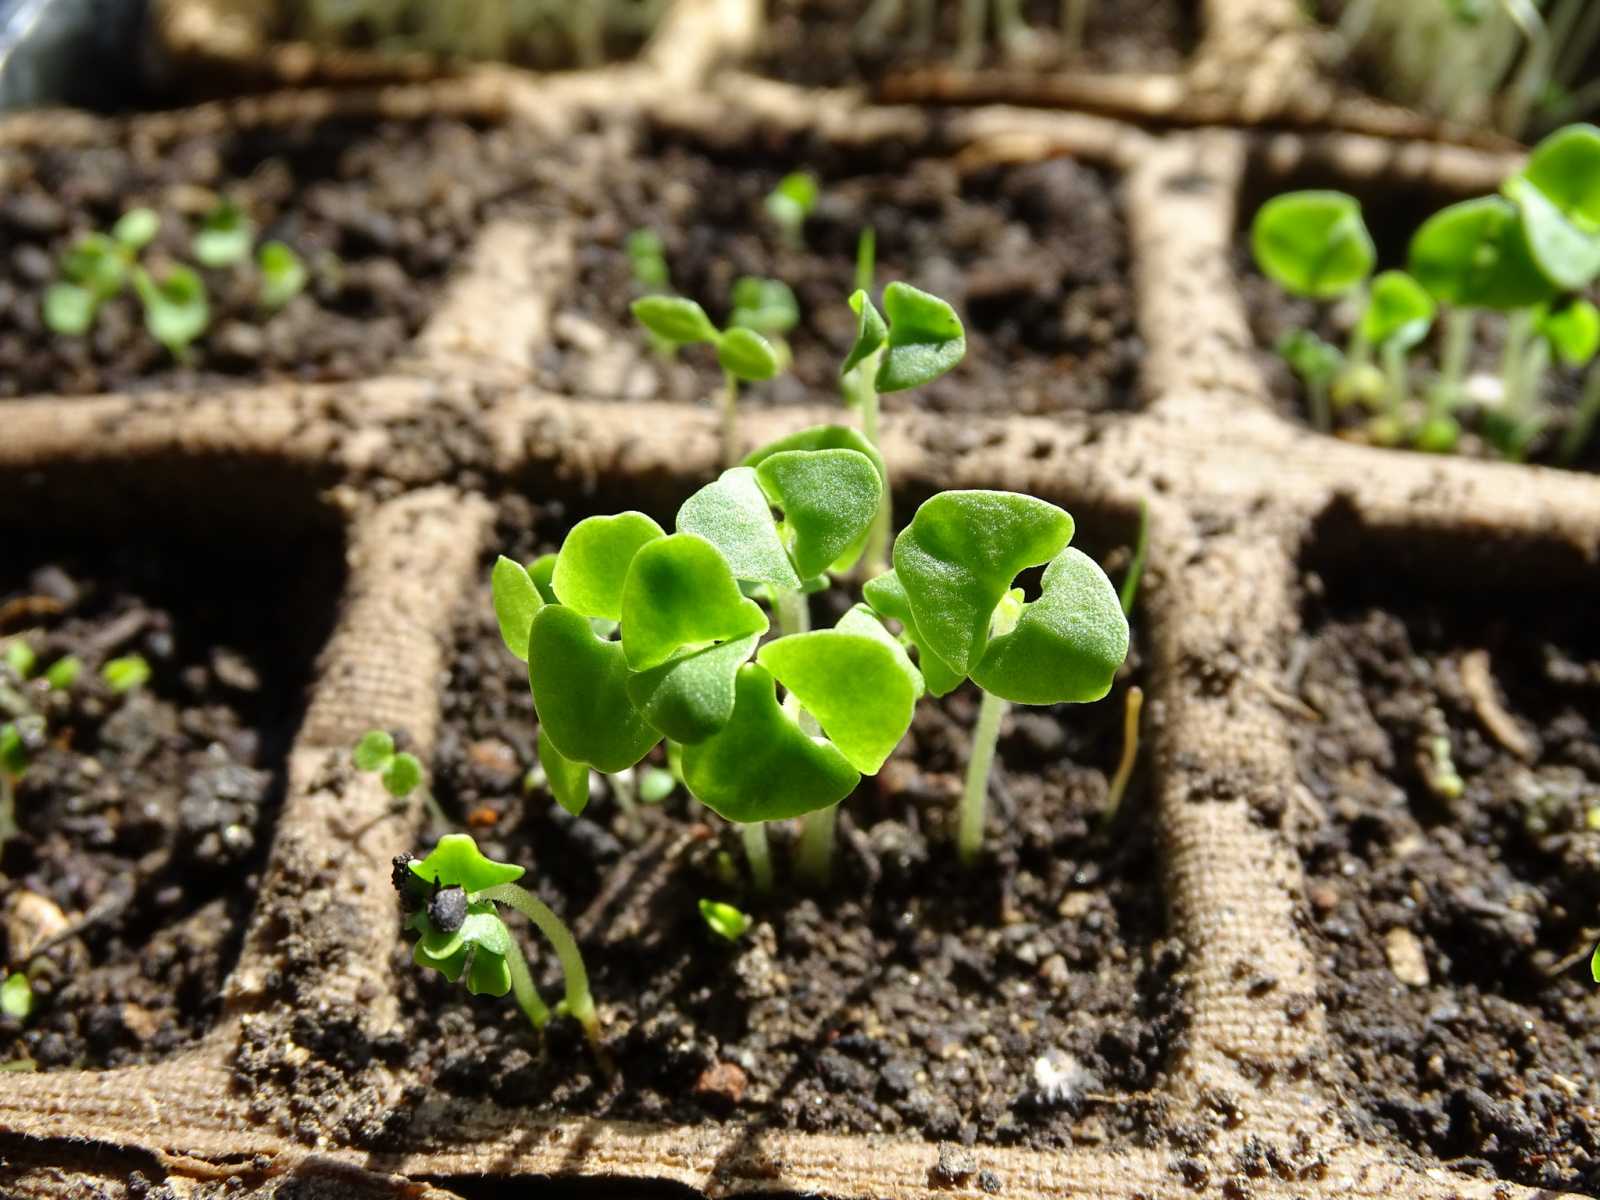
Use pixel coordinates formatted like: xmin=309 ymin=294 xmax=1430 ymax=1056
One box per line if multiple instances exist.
xmin=540 ymin=135 xmax=1141 ymax=419
xmin=0 ymin=530 xmax=341 ymax=1069
xmin=1291 ymin=568 xmax=1600 ymax=1194
xmin=384 ymin=496 xmax=1182 ymax=1151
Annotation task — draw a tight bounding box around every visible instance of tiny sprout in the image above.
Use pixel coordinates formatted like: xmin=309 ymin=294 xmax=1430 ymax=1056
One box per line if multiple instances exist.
xmin=625 ymin=229 xmax=671 ymax=292
xmin=43 ymin=656 xmax=81 ymax=691
xmin=396 ymin=833 xmax=602 ymax=1052
xmin=729 ymin=276 xmax=800 ymax=340
xmin=113 ymin=208 xmax=160 ymax=252
xmin=1251 ymin=191 xmax=1375 ymax=300
xmin=192 ymin=199 xmax=254 ymax=269
xmin=4 ymin=640 xmax=36 ymax=679
xmin=258 ymin=241 xmax=307 ymax=311
xmin=765 ymin=171 xmax=819 ymax=248
xmin=101 ymin=655 xmax=151 ymax=694
xmin=43 ymin=216 xmax=154 ymax=337
xmin=352 ymin=729 xmax=424 ymax=798
xmin=1101 ymin=685 xmax=1144 ymax=829
xmin=1275 ymin=331 xmax=1343 ymax=432
xmin=132 ymin=266 xmax=209 ymax=362
xmin=1119 ymin=500 xmax=1149 ymax=618
xmin=631 ymin=295 xmax=782 ymax=468
xmin=699 ymin=898 xmax=751 ymax=942
xmin=0 ymin=972 xmax=31 ymax=1021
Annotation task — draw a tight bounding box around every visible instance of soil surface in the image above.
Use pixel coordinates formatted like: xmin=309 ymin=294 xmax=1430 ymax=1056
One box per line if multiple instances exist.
xmin=1289 ymin=564 xmax=1600 ymax=1194
xmin=0 ymin=530 xmax=341 ymax=1070
xmin=0 ymin=115 xmax=549 ymax=398
xmin=1238 ymin=242 xmax=1600 ymax=473
xmin=758 ymin=0 xmax=1196 ymax=88
xmin=387 ymin=495 xmax=1180 ymax=1150
xmin=539 ymin=133 xmax=1141 ymax=419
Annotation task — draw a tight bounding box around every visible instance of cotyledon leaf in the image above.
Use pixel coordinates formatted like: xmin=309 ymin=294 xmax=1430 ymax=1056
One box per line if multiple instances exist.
xmin=862 ymin=570 xmax=964 ymax=697
xmin=756 ymin=630 xmax=917 ymax=774
xmin=528 ymin=605 xmax=660 ymax=772
xmin=677 ymin=468 xmax=800 ymax=591
xmin=551 ymin=512 xmax=665 ymax=621
xmin=626 ymin=633 xmax=760 ymax=744
xmin=620 ymin=533 xmax=768 ymax=671
xmin=754 ymin=448 xmax=881 ymax=580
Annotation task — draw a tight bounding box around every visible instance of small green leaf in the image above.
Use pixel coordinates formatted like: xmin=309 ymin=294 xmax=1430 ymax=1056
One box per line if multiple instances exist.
xmin=382 ymin=752 xmax=423 ymax=797
xmin=755 ymin=448 xmax=881 ymax=580
xmin=134 ymin=266 xmax=209 ymax=358
xmin=192 ymin=200 xmax=254 ymax=268
xmin=1358 ymin=271 xmax=1436 ymax=350
xmin=875 ymin=282 xmax=966 ymax=393
xmin=626 ymin=633 xmax=759 ymax=744
xmin=62 ymin=233 xmax=127 ymax=300
xmin=258 ymin=241 xmax=308 ymax=309
xmin=620 ymin=533 xmax=768 ymax=671
xmin=970 ymin=548 xmax=1129 ymax=705
xmin=1592 ymin=939 xmax=1600 ymax=983
xmin=353 ymin=729 xmax=395 ymax=771
xmin=1 ymin=973 xmax=32 ymax=1021
xmin=1408 ymin=196 xmax=1555 ymax=310
xmin=677 ymin=468 xmax=800 ymax=592
xmin=0 ymin=724 xmax=26 ymax=778
xmin=43 ymin=283 xmax=96 ymax=336
xmin=1504 ymin=174 xmax=1600 ymax=291
xmin=408 ymin=832 xmax=525 ymax=893
xmin=766 ymin=171 xmax=819 ymax=232
xmin=528 ymin=605 xmax=661 ymax=772
xmin=491 ymin=555 xmax=545 ymax=663
xmin=538 ymin=727 xmax=591 ymax=817
xmin=4 ymin=640 xmax=36 ymax=679
xmin=1538 ymin=298 xmax=1600 ymax=366
xmin=102 ymin=655 xmax=152 ymax=693
xmin=862 ymin=570 xmax=965 ymax=697
xmin=681 ymin=664 xmax=860 ymax=823
xmin=44 ymin=656 xmax=82 ymax=690
xmin=632 ymin=295 xmax=717 ymax=345
xmin=528 ymin=554 xmax=559 ymax=604
xmin=743 ymin=425 xmax=887 ymax=573
xmin=757 ymin=631 xmax=917 ymax=774
xmin=1274 ymin=329 xmax=1342 ymax=385
xmin=112 ymin=208 xmax=159 ymax=251
xmin=841 ymin=288 xmax=888 ymax=378
xmin=1251 ymin=190 xmax=1375 ymax=299
xmin=699 ymin=899 xmax=751 ymax=941
xmin=1521 ymin=123 xmax=1600 ymax=229
xmin=837 ymin=603 xmax=924 ymax=698
xmin=729 ymin=276 xmax=799 ymax=336
xmin=893 ymin=491 xmax=1075 ymax=675
xmin=552 ymin=512 xmax=665 ymax=621
xmin=626 ymin=229 xmax=670 ymax=290
xmin=716 ymin=327 xmax=780 ymax=382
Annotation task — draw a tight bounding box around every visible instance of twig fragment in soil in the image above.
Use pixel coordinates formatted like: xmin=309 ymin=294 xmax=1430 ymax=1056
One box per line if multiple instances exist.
xmin=1458 ymin=648 xmax=1537 ymax=762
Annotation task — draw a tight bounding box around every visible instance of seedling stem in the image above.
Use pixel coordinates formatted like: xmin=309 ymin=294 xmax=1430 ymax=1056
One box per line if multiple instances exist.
xmin=477 ymin=881 xmax=601 ymax=1050
xmin=741 ymin=821 xmax=775 ymax=894
xmin=1560 ymin=366 xmax=1600 ymax=463
xmin=1101 ymin=685 xmax=1144 ymax=828
xmin=959 ymin=686 xmax=1009 ymax=867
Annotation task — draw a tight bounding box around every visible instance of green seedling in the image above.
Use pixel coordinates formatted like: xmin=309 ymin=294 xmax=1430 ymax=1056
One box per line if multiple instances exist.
xmin=626 ymin=229 xmax=671 ymax=292
xmin=490 ymin=434 xmax=909 ymax=892
xmin=866 ymin=490 xmax=1129 ymax=865
xmin=729 ymin=276 xmax=800 ymax=372
xmin=132 ymin=266 xmax=209 ymax=364
xmin=631 ymin=295 xmax=783 ymax=468
xmin=192 ymin=199 xmax=254 ymax=269
xmin=0 ymin=715 xmax=40 ymax=857
xmin=258 ymin=241 xmax=308 ymax=311
xmin=353 ymin=729 xmax=425 ymax=798
xmin=395 ymin=833 xmax=602 ymax=1053
xmin=840 ymin=282 xmax=968 ymax=574
xmin=698 ymin=898 xmax=751 ymax=942
xmin=0 ymin=972 xmax=31 ymax=1021
xmin=1101 ymin=685 xmax=1143 ymax=827
xmin=1359 ymin=270 xmax=1436 ymax=445
xmin=101 ymin=655 xmax=151 ymax=694
xmin=765 ymin=172 xmax=818 ymax=248
xmin=43 ymin=656 xmax=81 ymax=691
xmin=3 ymin=641 xmax=35 ymax=680
xmin=1119 ymin=500 xmax=1149 ymax=618
xmin=43 ymin=208 xmax=160 ymax=338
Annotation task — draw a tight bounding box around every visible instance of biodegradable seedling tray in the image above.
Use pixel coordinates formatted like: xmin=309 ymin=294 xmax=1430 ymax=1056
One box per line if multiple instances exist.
xmin=3 ymin=37 xmax=1600 ymax=1200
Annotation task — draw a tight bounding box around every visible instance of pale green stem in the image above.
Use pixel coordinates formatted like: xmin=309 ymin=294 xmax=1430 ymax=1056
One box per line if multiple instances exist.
xmin=1100 ymin=686 xmax=1144 ymax=830
xmin=1500 ymin=309 xmax=1534 ymax=416
xmin=1306 ymin=375 xmax=1331 ymax=434
xmin=859 ymin=382 xmax=892 ymax=577
xmin=1559 ymin=364 xmax=1600 ymax=464
xmin=497 ymin=927 xmax=552 ymax=1031
xmin=1060 ymin=0 xmax=1088 ymax=52
xmin=720 ymin=369 xmax=740 ymax=470
xmin=477 ymin=882 xmax=600 ymax=1049
xmin=958 ymin=687 xmax=1010 ymax=868
xmin=609 ymin=767 xmax=641 ymax=840
xmin=796 ymin=803 xmax=839 ymax=889
xmin=1118 ymin=500 xmax=1149 ymax=617
xmin=1434 ymin=308 xmax=1475 ymax=418
xmin=1381 ymin=340 xmax=1409 ymax=421
xmin=775 ymin=586 xmax=810 ymax=638
xmin=958 ymin=0 xmax=985 ymax=64
xmin=741 ymin=821 xmax=775 ymax=895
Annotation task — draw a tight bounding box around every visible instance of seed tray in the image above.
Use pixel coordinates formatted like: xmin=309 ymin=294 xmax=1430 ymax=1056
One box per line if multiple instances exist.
xmin=2 ymin=32 xmax=1599 ymax=1200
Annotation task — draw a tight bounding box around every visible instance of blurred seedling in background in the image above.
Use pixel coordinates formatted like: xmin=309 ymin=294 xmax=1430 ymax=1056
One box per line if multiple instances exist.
xmin=626 ymin=229 xmax=678 ymax=360
xmin=765 ymin=171 xmax=818 ymax=249
xmin=631 ymin=295 xmax=783 ymax=468
xmin=395 ymin=833 xmax=604 ymax=1056
xmin=699 ymin=898 xmax=751 ymax=942
xmin=101 ymin=655 xmax=151 ymax=694
xmin=728 ymin=276 xmax=800 ymax=370
xmin=353 ymin=729 xmax=424 ymax=798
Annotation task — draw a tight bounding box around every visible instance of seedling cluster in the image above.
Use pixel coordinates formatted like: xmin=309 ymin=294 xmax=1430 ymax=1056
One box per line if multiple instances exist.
xmin=43 ymin=199 xmax=308 ymax=362
xmin=1253 ymin=122 xmax=1600 ymax=464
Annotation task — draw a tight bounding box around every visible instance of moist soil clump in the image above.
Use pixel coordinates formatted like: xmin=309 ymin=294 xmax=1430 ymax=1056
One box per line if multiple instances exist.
xmin=0 ymin=116 xmax=549 ymax=398
xmin=388 ymin=496 xmax=1181 ymax=1150
xmin=1238 ymin=243 xmax=1600 ymax=473
xmin=757 ymin=0 xmax=1195 ymax=89
xmin=539 ymin=134 xmax=1141 ymax=419
xmin=1290 ymin=566 xmax=1600 ymax=1193
xmin=0 ymin=530 xmax=342 ymax=1070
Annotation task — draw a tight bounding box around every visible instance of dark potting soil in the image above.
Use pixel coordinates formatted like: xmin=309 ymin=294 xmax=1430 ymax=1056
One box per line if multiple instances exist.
xmin=0 ymin=116 xmax=550 ymax=398
xmin=538 ymin=135 xmax=1141 ymax=419
xmin=757 ymin=0 xmax=1196 ymax=89
xmin=388 ymin=494 xmax=1181 ymax=1150
xmin=1236 ymin=241 xmax=1600 ymax=473
xmin=0 ymin=530 xmax=342 ymax=1070
xmin=1288 ymin=564 xmax=1600 ymax=1193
